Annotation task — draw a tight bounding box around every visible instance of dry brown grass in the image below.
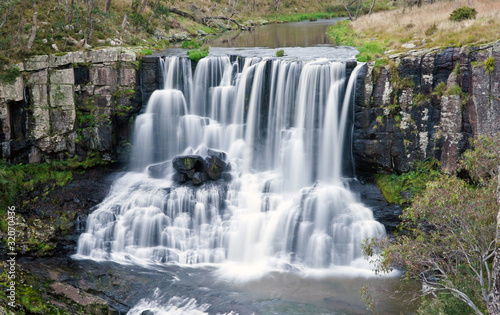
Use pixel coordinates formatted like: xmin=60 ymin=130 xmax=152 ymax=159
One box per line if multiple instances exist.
xmin=351 ymin=0 xmax=500 ymax=50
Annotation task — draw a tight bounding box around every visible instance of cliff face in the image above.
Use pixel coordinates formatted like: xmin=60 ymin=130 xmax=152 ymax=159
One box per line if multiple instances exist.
xmin=354 ymin=41 xmax=500 ymax=175
xmin=0 ymin=48 xmax=143 ymax=164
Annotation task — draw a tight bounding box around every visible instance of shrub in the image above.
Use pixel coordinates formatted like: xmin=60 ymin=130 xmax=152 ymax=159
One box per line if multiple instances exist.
xmin=424 ymin=23 xmax=437 ymax=36
xmin=485 ymin=57 xmax=495 ymax=75
xmin=276 ymin=49 xmax=285 ymax=57
xmin=182 ymin=40 xmax=202 ymax=49
xmin=449 ymin=6 xmax=477 ymax=22
xmin=187 ymin=45 xmax=209 ymax=62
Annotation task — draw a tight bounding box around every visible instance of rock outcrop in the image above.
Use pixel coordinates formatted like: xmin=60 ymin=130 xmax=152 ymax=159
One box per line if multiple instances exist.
xmin=354 ymin=41 xmax=500 ymax=175
xmin=0 ymin=48 xmax=143 ymax=164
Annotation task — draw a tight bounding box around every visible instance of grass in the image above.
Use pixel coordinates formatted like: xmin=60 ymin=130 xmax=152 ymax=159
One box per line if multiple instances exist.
xmin=328 ymin=0 xmax=500 ymax=61
xmin=0 ymin=153 xmax=108 ymax=231
xmin=187 ymin=45 xmax=209 ymax=62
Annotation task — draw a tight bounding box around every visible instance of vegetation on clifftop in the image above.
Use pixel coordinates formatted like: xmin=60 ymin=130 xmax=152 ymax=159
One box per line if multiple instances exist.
xmin=328 ymin=0 xmax=500 ymax=61
xmin=366 ymin=135 xmax=500 ymax=314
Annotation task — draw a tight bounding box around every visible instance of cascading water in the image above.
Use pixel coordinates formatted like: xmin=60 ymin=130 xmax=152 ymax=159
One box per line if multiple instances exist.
xmin=75 ymin=54 xmax=385 ymax=273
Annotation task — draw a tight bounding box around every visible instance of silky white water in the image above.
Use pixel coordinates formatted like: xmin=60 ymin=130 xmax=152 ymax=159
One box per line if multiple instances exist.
xmin=75 ymin=55 xmax=385 ymax=275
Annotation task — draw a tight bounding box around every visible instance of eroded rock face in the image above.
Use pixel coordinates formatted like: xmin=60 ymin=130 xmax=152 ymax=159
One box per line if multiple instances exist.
xmin=0 ymin=48 xmax=142 ymax=164
xmin=354 ymin=41 xmax=500 ymax=175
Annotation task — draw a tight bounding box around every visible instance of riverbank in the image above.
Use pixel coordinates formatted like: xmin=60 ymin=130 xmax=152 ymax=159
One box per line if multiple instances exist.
xmin=328 ymin=0 xmax=500 ymax=61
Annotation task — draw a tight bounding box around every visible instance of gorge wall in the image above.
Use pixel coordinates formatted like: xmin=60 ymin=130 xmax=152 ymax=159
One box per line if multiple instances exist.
xmin=0 ymin=48 xmax=143 ymax=165
xmin=354 ymin=41 xmax=500 ymax=175
xmin=1 ymin=41 xmax=500 ymax=175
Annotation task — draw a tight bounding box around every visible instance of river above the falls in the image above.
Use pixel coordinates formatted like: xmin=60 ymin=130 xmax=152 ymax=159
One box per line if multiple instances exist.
xmin=204 ymin=18 xmax=346 ymax=48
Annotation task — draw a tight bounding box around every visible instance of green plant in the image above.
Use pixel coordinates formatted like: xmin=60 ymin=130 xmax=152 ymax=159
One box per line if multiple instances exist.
xmin=366 ymin=136 xmax=500 ymax=314
xmin=432 ymin=81 xmax=448 ymax=97
xmin=182 ymin=40 xmax=202 ymax=49
xmin=484 ymin=57 xmax=495 ymax=75
xmin=374 ymin=159 xmax=441 ymax=205
xmin=187 ymin=45 xmax=209 ymax=62
xmin=449 ymin=6 xmax=478 ymax=22
xmin=0 ymin=65 xmax=20 ymax=84
xmin=141 ymin=48 xmax=153 ymax=56
xmin=276 ymin=49 xmax=285 ymax=57
xmin=425 ymin=23 xmax=438 ymax=36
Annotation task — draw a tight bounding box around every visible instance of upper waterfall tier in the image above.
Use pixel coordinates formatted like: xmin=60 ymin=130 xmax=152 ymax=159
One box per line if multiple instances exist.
xmin=75 ymin=55 xmax=385 ymax=272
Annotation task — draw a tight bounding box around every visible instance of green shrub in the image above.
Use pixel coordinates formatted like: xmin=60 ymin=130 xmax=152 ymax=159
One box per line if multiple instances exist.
xmin=449 ymin=6 xmax=477 ymax=22
xmin=182 ymin=40 xmax=202 ymax=49
xmin=424 ymin=23 xmax=437 ymax=36
xmin=187 ymin=45 xmax=209 ymax=62
xmin=141 ymin=48 xmax=153 ymax=56
xmin=485 ymin=57 xmax=495 ymax=75
xmin=276 ymin=49 xmax=285 ymax=57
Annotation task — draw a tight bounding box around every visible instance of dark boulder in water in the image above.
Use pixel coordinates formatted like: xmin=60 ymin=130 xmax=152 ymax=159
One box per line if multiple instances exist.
xmin=172 ymin=155 xmax=207 ymax=173
xmin=207 ymin=148 xmax=227 ymax=161
xmin=171 ymin=173 xmax=187 ymax=183
xmin=148 ymin=161 xmax=170 ymax=179
xmin=171 ymin=150 xmax=232 ymax=184
xmin=206 ymin=156 xmax=227 ymax=180
xmin=192 ymin=172 xmax=208 ymax=185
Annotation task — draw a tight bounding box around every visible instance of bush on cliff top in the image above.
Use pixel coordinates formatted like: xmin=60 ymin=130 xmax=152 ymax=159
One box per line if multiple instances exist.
xmin=449 ymin=6 xmax=478 ymax=22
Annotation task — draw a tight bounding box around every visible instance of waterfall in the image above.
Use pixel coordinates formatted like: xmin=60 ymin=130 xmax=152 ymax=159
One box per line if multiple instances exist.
xmin=76 ymin=55 xmax=385 ymax=272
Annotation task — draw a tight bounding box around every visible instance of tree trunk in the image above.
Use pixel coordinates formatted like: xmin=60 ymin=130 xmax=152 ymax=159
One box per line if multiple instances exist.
xmin=27 ymin=0 xmax=37 ymax=50
xmin=139 ymin=0 xmax=148 ymax=14
xmin=104 ymin=0 xmax=112 ymax=13
xmin=67 ymin=0 xmax=75 ymax=23
xmin=368 ymin=0 xmax=376 ymax=15
xmin=121 ymin=12 xmax=128 ymax=29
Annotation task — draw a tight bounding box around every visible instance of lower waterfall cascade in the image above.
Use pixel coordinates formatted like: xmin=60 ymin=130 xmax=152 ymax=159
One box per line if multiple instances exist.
xmin=75 ymin=54 xmax=386 ymax=274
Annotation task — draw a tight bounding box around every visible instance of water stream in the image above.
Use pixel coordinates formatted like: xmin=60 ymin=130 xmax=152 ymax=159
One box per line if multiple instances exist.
xmin=73 ymin=20 xmax=417 ymax=315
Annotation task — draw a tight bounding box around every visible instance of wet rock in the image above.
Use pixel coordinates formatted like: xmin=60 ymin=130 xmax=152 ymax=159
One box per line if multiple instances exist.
xmin=192 ymin=172 xmax=208 ymax=185
xmin=206 ymin=156 xmax=227 ymax=180
xmin=172 ymin=173 xmax=187 ymax=183
xmin=148 ymin=161 xmax=170 ymax=179
xmin=221 ymin=172 xmax=233 ymax=181
xmin=207 ymin=148 xmax=227 ymax=161
xmin=348 ymin=179 xmax=403 ymax=233
xmin=172 ymin=155 xmax=206 ymax=173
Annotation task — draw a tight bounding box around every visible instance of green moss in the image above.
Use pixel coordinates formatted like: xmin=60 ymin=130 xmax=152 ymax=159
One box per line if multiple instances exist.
xmin=414 ymin=93 xmax=427 ymax=107
xmin=187 ymin=45 xmax=209 ymax=62
xmin=276 ymin=49 xmax=285 ymax=57
xmin=432 ymin=81 xmax=448 ymax=97
xmin=485 ymin=57 xmax=495 ymax=75
xmin=375 ymin=159 xmax=442 ymax=205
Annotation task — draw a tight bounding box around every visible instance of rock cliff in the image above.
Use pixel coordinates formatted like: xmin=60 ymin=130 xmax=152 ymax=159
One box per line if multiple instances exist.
xmin=0 ymin=48 xmax=142 ymax=164
xmin=354 ymin=41 xmax=500 ymax=175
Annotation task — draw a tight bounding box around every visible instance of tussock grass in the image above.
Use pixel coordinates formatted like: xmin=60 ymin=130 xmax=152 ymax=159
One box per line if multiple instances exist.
xmin=350 ymin=0 xmax=500 ymax=53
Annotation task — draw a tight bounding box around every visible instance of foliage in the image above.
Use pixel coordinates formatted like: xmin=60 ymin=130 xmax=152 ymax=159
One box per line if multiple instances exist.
xmin=140 ymin=48 xmax=153 ymax=55
xmin=187 ymin=45 xmax=209 ymax=62
xmin=182 ymin=40 xmax=202 ymax=49
xmin=276 ymin=49 xmax=285 ymax=57
xmin=449 ymin=6 xmax=478 ymax=22
xmin=366 ymin=135 xmax=500 ymax=315
xmin=484 ymin=57 xmax=495 ymax=75
xmin=0 ymin=153 xmax=108 ymax=231
xmin=375 ymin=159 xmax=441 ymax=205
xmin=0 ymin=56 xmax=20 ymax=84
xmin=327 ymin=20 xmax=387 ymax=62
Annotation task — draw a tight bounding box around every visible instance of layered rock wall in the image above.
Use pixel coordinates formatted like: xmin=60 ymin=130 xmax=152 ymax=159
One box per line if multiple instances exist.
xmin=0 ymin=48 xmax=142 ymax=164
xmin=355 ymin=41 xmax=500 ymax=175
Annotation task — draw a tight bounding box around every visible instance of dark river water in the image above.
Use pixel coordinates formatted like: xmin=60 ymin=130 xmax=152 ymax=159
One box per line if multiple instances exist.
xmin=204 ymin=18 xmax=344 ymax=48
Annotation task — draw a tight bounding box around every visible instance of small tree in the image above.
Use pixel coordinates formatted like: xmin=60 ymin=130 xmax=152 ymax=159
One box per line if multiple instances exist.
xmin=364 ymin=135 xmax=500 ymax=315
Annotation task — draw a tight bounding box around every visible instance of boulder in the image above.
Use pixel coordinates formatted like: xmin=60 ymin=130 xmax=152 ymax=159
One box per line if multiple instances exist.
xmin=171 ymin=173 xmax=186 ymax=183
xmin=148 ymin=161 xmax=170 ymax=179
xmin=207 ymin=148 xmax=227 ymax=161
xmin=172 ymin=155 xmax=206 ymax=173
xmin=192 ymin=172 xmax=208 ymax=185
xmin=206 ymin=156 xmax=227 ymax=180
